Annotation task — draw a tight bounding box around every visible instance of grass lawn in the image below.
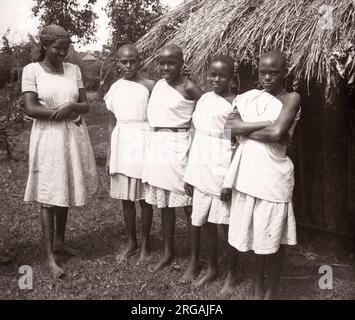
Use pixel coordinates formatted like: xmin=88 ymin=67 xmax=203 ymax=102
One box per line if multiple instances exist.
xmin=0 ymin=92 xmax=354 ymax=300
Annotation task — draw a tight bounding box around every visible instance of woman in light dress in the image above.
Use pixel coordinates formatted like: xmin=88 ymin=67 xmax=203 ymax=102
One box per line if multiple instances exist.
xmin=22 ymin=25 xmax=98 ymax=277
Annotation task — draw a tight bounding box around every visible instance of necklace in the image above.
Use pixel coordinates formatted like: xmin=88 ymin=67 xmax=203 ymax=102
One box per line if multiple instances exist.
xmin=256 ymin=89 xmax=286 ymax=116
xmin=42 ymin=61 xmax=63 ymax=74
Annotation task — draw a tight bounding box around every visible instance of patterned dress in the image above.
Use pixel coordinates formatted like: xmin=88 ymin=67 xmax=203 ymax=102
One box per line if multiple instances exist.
xmin=22 ymin=62 xmax=98 ymax=207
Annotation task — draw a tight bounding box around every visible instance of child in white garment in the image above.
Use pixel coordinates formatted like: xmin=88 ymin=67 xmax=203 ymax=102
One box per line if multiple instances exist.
xmin=223 ymin=50 xmax=301 ymax=299
xmin=182 ymin=55 xmax=237 ymax=292
xmin=142 ymin=44 xmax=203 ymax=273
xmin=105 ymin=44 xmax=155 ymax=264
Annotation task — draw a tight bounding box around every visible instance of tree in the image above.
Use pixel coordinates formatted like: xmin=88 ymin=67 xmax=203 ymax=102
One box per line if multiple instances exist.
xmin=0 ymin=31 xmax=36 ymax=88
xmin=0 ymin=31 xmax=38 ymax=85
xmin=32 ymin=0 xmax=98 ymax=45
xmin=0 ymin=33 xmax=33 ymax=159
xmin=105 ymin=0 xmax=166 ymax=50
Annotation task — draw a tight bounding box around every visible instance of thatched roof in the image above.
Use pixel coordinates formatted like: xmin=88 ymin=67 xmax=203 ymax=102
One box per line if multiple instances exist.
xmin=136 ymin=0 xmax=354 ymax=96
xmin=82 ymin=54 xmax=96 ymax=62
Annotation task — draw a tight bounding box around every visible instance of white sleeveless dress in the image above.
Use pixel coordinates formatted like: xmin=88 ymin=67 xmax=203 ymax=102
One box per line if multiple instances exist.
xmin=104 ymin=79 xmax=151 ymax=201
xmin=223 ymin=89 xmax=301 ymax=254
xmin=142 ymin=79 xmax=196 ymax=208
xmin=184 ymin=92 xmax=234 ymax=226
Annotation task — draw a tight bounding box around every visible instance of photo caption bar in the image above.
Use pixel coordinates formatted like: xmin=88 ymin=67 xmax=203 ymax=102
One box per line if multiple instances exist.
xmin=130 ymin=302 xmax=224 ymax=318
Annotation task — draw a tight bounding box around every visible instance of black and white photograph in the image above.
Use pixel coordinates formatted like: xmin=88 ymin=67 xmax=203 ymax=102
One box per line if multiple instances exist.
xmin=0 ymin=0 xmax=354 ymax=304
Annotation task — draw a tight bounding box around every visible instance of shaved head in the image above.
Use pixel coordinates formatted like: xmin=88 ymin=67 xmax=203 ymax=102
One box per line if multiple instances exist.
xmin=117 ymin=44 xmax=139 ymax=59
xmin=260 ymin=50 xmax=287 ymax=70
xmin=211 ymin=55 xmax=235 ymax=74
xmin=159 ymin=44 xmax=184 ymax=61
xmin=258 ymin=50 xmax=288 ymax=93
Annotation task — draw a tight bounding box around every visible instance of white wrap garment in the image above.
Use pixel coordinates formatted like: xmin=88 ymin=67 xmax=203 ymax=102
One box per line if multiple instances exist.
xmin=223 ymin=89 xmax=301 ymax=203
xmin=142 ymin=79 xmax=196 ymax=193
xmin=104 ymin=79 xmax=151 ymax=179
xmin=184 ymin=92 xmax=234 ymax=197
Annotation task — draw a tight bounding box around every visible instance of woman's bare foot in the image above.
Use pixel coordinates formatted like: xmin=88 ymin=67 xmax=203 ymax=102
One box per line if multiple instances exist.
xmin=0 ymin=255 xmax=12 ymax=265
xmin=54 ymin=243 xmax=80 ymax=256
xmin=116 ymin=245 xmax=138 ymax=264
xmin=48 ymin=256 xmax=65 ymax=278
xmin=149 ymin=254 xmax=173 ymax=273
xmin=192 ymin=268 xmax=217 ymax=289
xmin=179 ymin=261 xmax=199 ymax=284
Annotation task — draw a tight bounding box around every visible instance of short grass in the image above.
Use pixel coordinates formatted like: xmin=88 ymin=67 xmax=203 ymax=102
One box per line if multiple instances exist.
xmin=0 ymin=92 xmax=354 ymax=300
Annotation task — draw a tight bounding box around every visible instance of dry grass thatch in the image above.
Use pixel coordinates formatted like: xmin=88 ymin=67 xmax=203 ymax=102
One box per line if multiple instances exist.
xmin=136 ymin=0 xmax=355 ymax=95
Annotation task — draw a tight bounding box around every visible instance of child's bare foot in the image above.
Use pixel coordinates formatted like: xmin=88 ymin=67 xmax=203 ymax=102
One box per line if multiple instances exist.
xmin=149 ymin=254 xmax=173 ymax=273
xmin=192 ymin=268 xmax=217 ymax=289
xmin=0 ymin=255 xmax=12 ymax=265
xmin=54 ymin=244 xmax=80 ymax=256
xmin=179 ymin=261 xmax=199 ymax=284
xmin=136 ymin=247 xmax=151 ymax=265
xmin=220 ymin=273 xmax=237 ymax=296
xmin=48 ymin=257 xmax=65 ymax=278
xmin=116 ymin=245 xmax=138 ymax=264
xmin=253 ymin=282 xmax=265 ymax=300
xmin=264 ymin=286 xmax=279 ymax=300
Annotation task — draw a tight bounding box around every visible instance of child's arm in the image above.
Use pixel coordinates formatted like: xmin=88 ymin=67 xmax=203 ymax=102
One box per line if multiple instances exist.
xmin=220 ymin=188 xmax=232 ymax=201
xmin=225 ymin=94 xmax=237 ymax=105
xmin=185 ymin=79 xmax=204 ymax=101
xmin=50 ymin=88 xmax=89 ymax=121
xmin=106 ymin=111 xmax=117 ymax=175
xmin=184 ymin=183 xmax=194 ymax=197
xmin=144 ymin=79 xmax=156 ymax=94
xmin=246 ymin=92 xmax=301 ymax=143
xmin=225 ymin=111 xmax=272 ymax=136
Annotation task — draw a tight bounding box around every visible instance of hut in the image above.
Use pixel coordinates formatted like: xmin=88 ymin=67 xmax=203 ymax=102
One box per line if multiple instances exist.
xmin=136 ymin=0 xmax=355 ymax=255
xmin=82 ymin=53 xmax=97 ymax=64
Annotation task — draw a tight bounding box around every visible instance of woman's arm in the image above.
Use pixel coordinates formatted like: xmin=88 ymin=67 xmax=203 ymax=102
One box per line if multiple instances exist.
xmin=246 ymin=92 xmax=301 ymax=143
xmin=106 ymin=111 xmax=117 ymax=175
xmin=23 ymin=92 xmax=80 ymax=121
xmin=50 ymin=88 xmax=89 ymax=121
xmin=224 ymin=111 xmax=272 ymax=136
xmin=69 ymin=65 xmax=89 ymax=114
xmin=68 ymin=88 xmax=89 ymax=114
xmin=23 ymin=92 xmax=56 ymax=120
